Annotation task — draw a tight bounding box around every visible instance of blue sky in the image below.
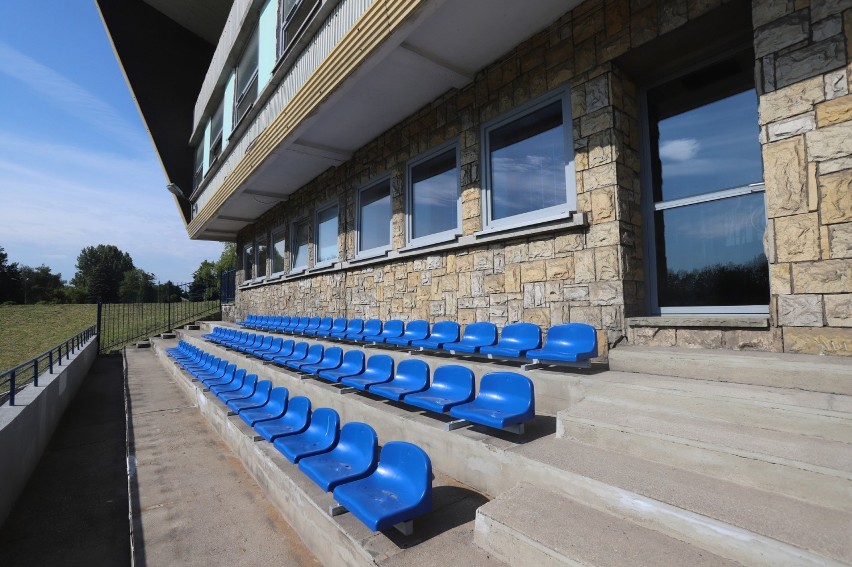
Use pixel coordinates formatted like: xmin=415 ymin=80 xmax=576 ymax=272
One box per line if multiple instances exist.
xmin=0 ymin=2 xmax=223 ymax=285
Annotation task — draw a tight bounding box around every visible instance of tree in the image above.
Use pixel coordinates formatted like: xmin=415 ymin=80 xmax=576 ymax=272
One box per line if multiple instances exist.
xmin=216 ymin=243 xmax=236 ymax=272
xmin=19 ymin=265 xmax=65 ymax=304
xmin=189 ymin=260 xmax=218 ymax=301
xmin=119 ymin=268 xmax=157 ymax=303
xmin=0 ymin=247 xmax=22 ymax=303
xmin=71 ymin=244 xmax=135 ymax=303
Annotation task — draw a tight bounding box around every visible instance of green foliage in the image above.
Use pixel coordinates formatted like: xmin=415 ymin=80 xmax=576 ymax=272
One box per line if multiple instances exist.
xmin=0 ymin=304 xmax=96 ymax=373
xmin=20 ymin=264 xmax=66 ymax=304
xmin=217 ymin=243 xmax=236 ymax=272
xmin=0 ymin=247 xmax=22 ymax=303
xmin=71 ymin=244 xmax=135 ymax=303
xmin=119 ymin=268 xmax=157 ymax=303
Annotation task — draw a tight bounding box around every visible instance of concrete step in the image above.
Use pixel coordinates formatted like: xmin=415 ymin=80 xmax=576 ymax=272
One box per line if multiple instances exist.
xmin=608 ymin=346 xmax=852 ymax=395
xmin=514 ymin=438 xmax=852 ymax=566
xmin=475 ymin=484 xmax=740 ymax=567
xmin=557 ymin=404 xmax=852 ymax=511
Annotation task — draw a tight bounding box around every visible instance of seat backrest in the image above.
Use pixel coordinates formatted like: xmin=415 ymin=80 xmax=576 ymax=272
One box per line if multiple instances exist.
xmin=279 ymin=316 xmax=291 ymax=327
xmin=477 ymin=372 xmax=534 ymax=412
xmin=403 ymin=320 xmax=429 ymax=338
xmin=307 ymin=316 xmax=321 ymax=328
xmin=318 ymin=317 xmax=333 ymax=329
xmin=306 ymin=344 xmax=324 ymax=358
xmin=346 ymin=318 xmax=364 ymax=333
xmin=268 ymin=387 xmax=289 ymax=412
xmin=341 ymin=350 xmax=366 ymax=372
xmin=337 ymin=422 xmax=378 ymax=466
xmin=431 ymin=320 xmax=460 ymax=341
xmin=382 ymin=319 xmax=404 ymax=335
xmin=366 ymin=354 xmax=394 ymax=375
xmin=330 ymin=318 xmax=348 ymax=332
xmin=321 ymin=347 xmax=343 ymax=364
xmin=462 ymin=321 xmax=497 ymax=344
xmin=255 ymin=380 xmax=273 ymax=397
xmin=362 ymin=319 xmax=383 ymax=335
xmin=545 ymin=323 xmax=597 ymax=353
xmin=306 ymin=408 xmax=341 ymax=440
xmin=291 ymin=342 xmax=309 ymax=357
xmin=377 ymin=442 xmax=432 ymax=501
xmin=394 ymin=359 xmax=429 ymax=387
xmin=431 ymin=365 xmax=474 ymax=398
xmin=269 ymin=337 xmax=283 ymax=350
xmin=285 ymin=396 xmax=312 ymax=424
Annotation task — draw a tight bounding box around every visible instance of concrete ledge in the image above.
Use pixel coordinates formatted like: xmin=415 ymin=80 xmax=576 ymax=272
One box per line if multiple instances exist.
xmin=627 ymin=316 xmax=770 ymax=328
xmin=0 ymin=338 xmax=98 ymax=525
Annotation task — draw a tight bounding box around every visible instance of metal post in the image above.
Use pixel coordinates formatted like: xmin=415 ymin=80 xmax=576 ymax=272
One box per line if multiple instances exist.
xmin=168 ymin=298 xmax=172 ymax=333
xmin=34 ymin=359 xmax=39 ymax=387
xmin=49 ymin=350 xmax=53 ymax=374
xmin=9 ymin=370 xmax=15 ymax=406
xmin=57 ymin=344 xmax=62 ymax=366
xmin=96 ymin=299 xmax=102 ymax=353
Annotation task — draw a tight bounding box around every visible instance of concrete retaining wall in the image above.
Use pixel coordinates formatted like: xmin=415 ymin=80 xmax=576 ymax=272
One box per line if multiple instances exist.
xmin=0 ymin=338 xmax=98 ymax=526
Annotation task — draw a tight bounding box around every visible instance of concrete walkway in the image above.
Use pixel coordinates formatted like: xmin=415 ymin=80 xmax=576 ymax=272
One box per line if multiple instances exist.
xmin=0 ymin=355 xmax=130 ymax=567
xmin=126 ymin=346 xmax=319 ymax=566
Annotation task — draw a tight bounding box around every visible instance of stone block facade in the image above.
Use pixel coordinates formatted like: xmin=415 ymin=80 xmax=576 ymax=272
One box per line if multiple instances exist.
xmin=235 ymin=0 xmax=852 ymax=359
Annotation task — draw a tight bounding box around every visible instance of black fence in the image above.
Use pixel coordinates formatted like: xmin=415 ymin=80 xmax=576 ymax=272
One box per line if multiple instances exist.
xmin=97 ymin=278 xmax=221 ymax=354
xmin=1 ymin=325 xmax=97 ymax=406
xmin=221 ymin=269 xmax=236 ymax=304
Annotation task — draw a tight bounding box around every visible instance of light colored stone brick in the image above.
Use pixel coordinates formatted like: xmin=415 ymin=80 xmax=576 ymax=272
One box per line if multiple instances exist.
xmin=783 ymin=326 xmax=852 ymax=356
xmin=470 ymin=271 xmax=485 ymax=296
xmin=555 ymin=233 xmax=584 ymax=253
xmin=484 ymin=273 xmax=504 ymax=293
xmin=775 ymin=36 xmax=846 ymax=89
xmin=550 ymin=302 xmax=569 ymax=327
xmin=774 ymin=213 xmax=820 ymax=261
xmin=630 ymin=327 xmax=676 ymax=347
xmin=570 ymin=306 xmax=602 ymax=327
xmin=767 ymin=112 xmax=816 ymax=141
xmin=456 ymin=253 xmax=473 ymax=272
xmin=574 ymin=249 xmax=595 ymax=283
xmin=825 ymin=294 xmax=852 ymax=326
xmin=546 ymin=256 xmax=574 ymax=281
xmin=473 ymin=250 xmax=493 ymax=272
xmin=763 ymin=137 xmax=807 ymax=217
xmin=825 ymin=68 xmax=850 ymax=100
xmin=504 ymin=242 xmax=528 ymax=264
xmin=760 ymin=77 xmax=825 ymax=124
xmin=816 ymin=93 xmax=852 ymax=127
xmin=754 ymin=10 xmax=809 ymax=58
xmin=582 ymin=162 xmax=617 ymax=191
xmin=591 ymin=186 xmax=617 ymax=222
xmin=819 ymin=170 xmax=852 ymax=223
xmin=819 ymin=155 xmax=852 ymax=174
xmin=504 ymin=264 xmax=521 ymax=293
xmin=508 ymin=299 xmax=523 ymax=322
xmin=523 ymin=308 xmax=550 ymax=327
xmin=778 ymin=294 xmax=824 ymax=326
xmin=805 ymin=116 xmax=852 ymax=161
xmin=723 ymin=328 xmax=782 ymax=352
xmin=586 ymin=74 xmax=610 ymax=113
xmin=564 ymin=285 xmax=590 ymax=303
xmin=601 ymin=305 xmax=622 ymax=331
xmin=792 ymin=259 xmax=852 ymax=293
xmin=769 ymin=262 xmax=792 ymax=295
xmin=580 ymin=108 xmax=613 ymax=137
xmin=676 ymin=329 xmax=723 ymax=349
xmin=528 ymin=238 xmax=555 ymax=259
xmin=520 ymin=260 xmax=547 ymax=283
xmin=587 ymin=221 xmax=620 ymax=247
xmin=457 ymin=308 xmax=476 ymax=325
xmin=594 ymin=246 xmax=619 ymax=280
xmin=589 ymin=281 xmax=623 ymax=305
xmin=829 ymin=223 xmax=852 ymax=258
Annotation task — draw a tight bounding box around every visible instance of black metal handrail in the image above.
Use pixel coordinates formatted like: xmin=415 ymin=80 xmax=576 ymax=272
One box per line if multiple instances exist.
xmin=0 ymin=325 xmax=98 ymax=407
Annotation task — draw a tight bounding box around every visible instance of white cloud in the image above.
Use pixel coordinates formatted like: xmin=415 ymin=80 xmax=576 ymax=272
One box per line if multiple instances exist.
xmin=0 ymin=41 xmax=148 ymax=151
xmin=659 ymin=138 xmax=700 ymax=162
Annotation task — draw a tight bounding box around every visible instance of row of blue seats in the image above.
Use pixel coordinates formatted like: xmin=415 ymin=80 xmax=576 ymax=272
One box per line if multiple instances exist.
xmin=236 ymin=314 xmax=597 ymax=367
xmin=204 ymin=326 xmax=535 ymax=433
xmin=166 ymin=340 xmax=432 ymax=534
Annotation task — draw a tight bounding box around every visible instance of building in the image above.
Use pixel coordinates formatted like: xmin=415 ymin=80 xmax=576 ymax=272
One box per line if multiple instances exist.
xmin=99 ymin=0 xmax=852 ymax=362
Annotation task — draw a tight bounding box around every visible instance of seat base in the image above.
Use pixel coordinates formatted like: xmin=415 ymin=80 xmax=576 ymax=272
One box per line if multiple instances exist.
xmin=522 ymin=359 xmax=591 ymax=370
xmin=329 ymin=504 xmax=414 ymax=535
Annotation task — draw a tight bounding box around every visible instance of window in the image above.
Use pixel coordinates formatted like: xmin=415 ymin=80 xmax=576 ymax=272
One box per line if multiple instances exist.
xmin=315 ymin=203 xmax=339 ymax=265
xmin=645 ymin=51 xmax=768 ymax=313
xmin=271 ymin=227 xmax=287 ymax=275
xmin=242 ymin=242 xmax=254 ymax=281
xmin=291 ymin=218 xmax=310 ymax=272
xmin=407 ymin=143 xmax=459 ymax=246
xmin=482 ymin=91 xmax=575 ymax=230
xmin=234 ymin=28 xmax=259 ymax=126
xmin=209 ymin=99 xmax=224 ymax=165
xmin=279 ymin=0 xmax=320 ymax=57
xmin=255 ymin=235 xmax=268 ymax=279
xmin=357 ymin=178 xmax=391 ymax=256
xmin=193 ymin=143 xmax=204 ymax=189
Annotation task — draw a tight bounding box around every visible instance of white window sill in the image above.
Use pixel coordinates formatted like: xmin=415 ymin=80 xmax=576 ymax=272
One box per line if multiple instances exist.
xmin=351 ymin=247 xmax=390 ymax=263
xmin=400 ymin=230 xmax=460 ymax=252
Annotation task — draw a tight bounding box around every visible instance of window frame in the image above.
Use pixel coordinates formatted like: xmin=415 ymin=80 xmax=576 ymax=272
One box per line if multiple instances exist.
xmin=242 ymin=242 xmax=254 ymax=282
xmin=404 ymin=139 xmax=461 ymax=250
xmin=209 ymin=99 xmax=225 ymax=166
xmin=233 ymin=26 xmax=260 ymax=129
xmin=270 ymin=225 xmax=288 ymax=277
xmin=355 ymin=175 xmax=393 ymax=260
xmin=314 ymin=200 xmax=340 ymax=268
xmin=289 ymin=216 xmax=311 ymax=274
xmin=255 ymin=232 xmax=269 ymax=280
xmin=480 ymin=87 xmax=576 ymax=233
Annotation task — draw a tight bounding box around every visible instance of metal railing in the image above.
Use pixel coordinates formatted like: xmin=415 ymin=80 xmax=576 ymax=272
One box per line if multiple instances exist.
xmin=0 ymin=325 xmax=98 ymax=406
xmin=221 ymin=269 xmax=236 ymax=304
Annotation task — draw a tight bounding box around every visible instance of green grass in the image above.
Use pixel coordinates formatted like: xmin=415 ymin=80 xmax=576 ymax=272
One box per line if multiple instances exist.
xmin=0 ymin=304 xmax=97 ymax=374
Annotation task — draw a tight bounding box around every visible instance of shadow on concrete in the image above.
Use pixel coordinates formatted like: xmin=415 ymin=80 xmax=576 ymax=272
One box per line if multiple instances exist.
xmin=123 ymin=349 xmax=146 ymax=567
xmin=0 ymin=355 xmax=130 ymax=567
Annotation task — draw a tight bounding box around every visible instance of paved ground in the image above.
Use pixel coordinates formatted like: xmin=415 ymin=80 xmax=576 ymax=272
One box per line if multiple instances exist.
xmin=126 ymin=346 xmax=319 ymax=566
xmin=0 ymin=355 xmax=130 ymax=566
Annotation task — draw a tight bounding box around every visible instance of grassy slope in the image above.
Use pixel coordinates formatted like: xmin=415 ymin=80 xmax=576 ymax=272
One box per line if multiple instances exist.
xmin=0 ymin=305 xmax=97 ymax=373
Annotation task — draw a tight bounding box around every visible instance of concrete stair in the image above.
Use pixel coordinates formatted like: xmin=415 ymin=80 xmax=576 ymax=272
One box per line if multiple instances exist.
xmin=177 ymin=323 xmax=852 ymax=566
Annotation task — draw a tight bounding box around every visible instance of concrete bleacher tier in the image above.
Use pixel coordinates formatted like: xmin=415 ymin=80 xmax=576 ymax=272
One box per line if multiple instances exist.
xmin=153 ymin=320 xmax=852 ymax=567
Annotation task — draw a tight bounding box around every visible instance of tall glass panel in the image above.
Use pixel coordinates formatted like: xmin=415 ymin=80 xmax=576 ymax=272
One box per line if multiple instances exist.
xmin=256 ymin=237 xmax=268 ymax=278
xmin=243 ymin=243 xmax=253 ymax=280
xmin=292 ymin=219 xmax=310 ymax=270
xmin=235 ymin=28 xmax=259 ymax=125
xmin=271 ymin=231 xmax=286 ymax=273
xmin=489 ymin=100 xmax=567 ymax=221
xmin=411 ymin=149 xmax=457 ymax=240
xmin=359 ymin=181 xmax=391 ymax=252
xmin=316 ymin=205 xmax=338 ymax=263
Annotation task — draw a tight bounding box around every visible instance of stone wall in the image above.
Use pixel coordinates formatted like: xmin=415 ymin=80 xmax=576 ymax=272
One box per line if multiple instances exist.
xmin=235 ymin=0 xmax=851 ymax=359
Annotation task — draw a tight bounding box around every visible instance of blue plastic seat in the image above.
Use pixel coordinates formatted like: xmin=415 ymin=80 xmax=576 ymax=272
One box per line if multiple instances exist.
xmin=239 ymin=387 xmax=289 ymax=426
xmin=272 ymin=341 xmax=309 ymax=366
xmin=299 ymin=347 xmax=343 ymax=375
xmin=273 ymin=408 xmax=340 ymax=463
xmin=251 ymin=337 xmax=284 ymax=358
xmin=245 ymin=335 xmax=274 ymax=355
xmin=345 ymin=319 xmax=381 ymax=342
xmin=369 ymin=359 xmax=429 ymax=401
xmin=373 ymin=319 xmax=404 ymax=343
xmin=320 ymin=318 xmax=348 ymax=338
xmin=271 ymin=316 xmax=292 ymax=332
xmin=525 ymin=323 xmax=598 ymax=365
xmin=209 ymin=368 xmax=247 ymax=394
xmin=299 ymin=422 xmax=378 ymax=491
xmin=331 ymin=318 xmax=363 ymax=340
xmin=239 ymin=334 xmax=267 ymax=353
xmin=193 ymin=358 xmax=225 ymax=380
xmin=292 ymin=317 xmax=312 ymax=334
xmin=306 ymin=317 xmax=333 ymax=337
xmin=282 ymin=316 xmax=305 ymax=333
xmin=254 ymin=396 xmax=311 ymax=442
xmin=261 ymin=339 xmax=295 ymax=362
xmin=257 ymin=316 xmax=281 ymax=331
xmin=340 ymin=355 xmax=394 ymax=391
xmin=287 ymin=344 xmax=325 ymax=370
xmin=199 ymin=363 xmax=235 ymax=387
xmin=218 ymin=373 xmax=258 ymax=403
xmin=317 ymin=350 xmax=365 ymax=383
xmin=479 ymin=322 xmax=542 ymax=359
xmin=441 ymin=322 xmax=497 ymax=354
xmin=403 ymin=365 xmax=474 ymax=413
xmin=228 ymin=379 xmax=273 ymax=413
xmin=410 ymin=321 xmax=460 ymax=350
xmin=300 ymin=316 xmax=322 ymax=335
xmin=383 ymin=320 xmax=429 ymax=347
xmin=449 ymin=372 xmax=535 ymax=432
xmin=332 ymin=441 xmax=432 ymax=532
xmin=237 ymin=314 xmax=257 ymax=327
